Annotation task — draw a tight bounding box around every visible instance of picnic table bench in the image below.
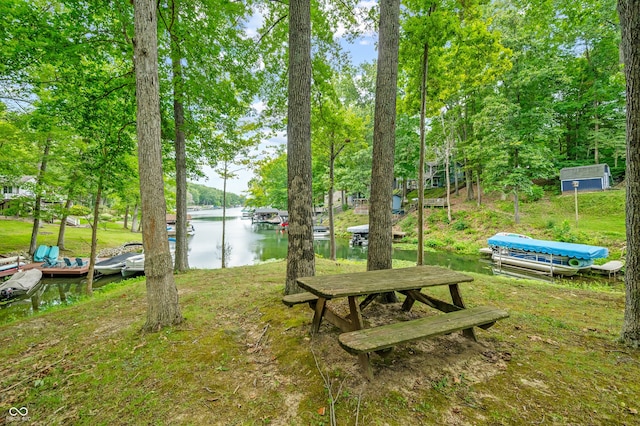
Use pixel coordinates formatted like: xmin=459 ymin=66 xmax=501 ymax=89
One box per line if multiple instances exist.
xmin=283 ymin=266 xmax=508 ymax=379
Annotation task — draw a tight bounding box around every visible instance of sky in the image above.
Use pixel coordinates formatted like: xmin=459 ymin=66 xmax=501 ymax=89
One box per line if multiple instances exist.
xmin=194 ymin=4 xmax=378 ymax=197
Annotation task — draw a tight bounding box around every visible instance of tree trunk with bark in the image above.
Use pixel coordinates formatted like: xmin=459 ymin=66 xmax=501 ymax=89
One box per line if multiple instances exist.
xmin=221 ymin=162 xmax=228 ymax=269
xmin=466 ymin=168 xmax=474 ymax=201
xmin=329 ymin=142 xmax=336 ymax=261
xmin=131 ymin=202 xmax=139 ymax=233
xmin=285 ymin=0 xmax=315 ymax=294
xmin=134 ymin=0 xmax=183 ymax=331
xmin=171 ymin=7 xmax=189 ymax=273
xmin=57 ymin=197 xmax=73 ymax=250
xmin=124 ymin=204 xmax=129 ymax=229
xmin=367 ymin=0 xmax=400 ymax=304
xmin=85 ymin=176 xmax=102 ymax=295
xmin=29 ymin=139 xmax=51 ymax=256
xmin=417 ymin=40 xmax=429 ymax=266
xmin=618 ymin=0 xmax=640 ymax=346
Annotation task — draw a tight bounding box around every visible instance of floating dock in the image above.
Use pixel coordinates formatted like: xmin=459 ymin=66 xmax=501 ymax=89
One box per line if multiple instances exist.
xmin=20 ymin=259 xmax=92 ymax=278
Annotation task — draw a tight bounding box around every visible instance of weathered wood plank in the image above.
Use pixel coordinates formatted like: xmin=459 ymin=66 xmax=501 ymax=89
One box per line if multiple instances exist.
xmin=297 ymin=266 xmax=473 ymax=299
xmin=282 ymin=292 xmax=318 ymax=307
xmin=338 ymin=306 xmax=509 ymax=355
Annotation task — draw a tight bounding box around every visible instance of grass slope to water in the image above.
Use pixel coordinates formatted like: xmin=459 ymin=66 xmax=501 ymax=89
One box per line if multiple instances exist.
xmin=0 ymin=220 xmax=141 ymax=257
xmin=0 ymin=259 xmax=637 ymax=425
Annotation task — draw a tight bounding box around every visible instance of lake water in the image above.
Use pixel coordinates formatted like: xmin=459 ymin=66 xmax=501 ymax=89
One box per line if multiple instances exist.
xmin=187 ymin=208 xmax=490 ymax=273
xmin=0 ymin=207 xmax=492 ymax=322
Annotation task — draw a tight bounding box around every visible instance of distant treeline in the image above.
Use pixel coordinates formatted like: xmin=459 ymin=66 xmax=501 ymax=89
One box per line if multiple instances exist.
xmin=188 ymin=182 xmax=245 ymax=207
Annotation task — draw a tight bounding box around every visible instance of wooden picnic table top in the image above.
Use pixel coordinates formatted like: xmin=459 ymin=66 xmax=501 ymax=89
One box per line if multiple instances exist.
xmin=296 ymin=265 xmax=474 ymax=299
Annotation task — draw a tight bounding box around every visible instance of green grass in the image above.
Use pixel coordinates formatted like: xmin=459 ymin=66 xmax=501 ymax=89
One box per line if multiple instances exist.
xmin=0 ymin=260 xmax=637 ymax=425
xmin=0 ymin=219 xmax=141 ymax=257
xmin=390 ymin=189 xmax=627 ymax=257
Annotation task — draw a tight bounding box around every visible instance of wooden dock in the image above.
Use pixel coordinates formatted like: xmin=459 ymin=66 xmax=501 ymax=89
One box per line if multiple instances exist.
xmin=21 ymin=260 xmax=92 ymax=278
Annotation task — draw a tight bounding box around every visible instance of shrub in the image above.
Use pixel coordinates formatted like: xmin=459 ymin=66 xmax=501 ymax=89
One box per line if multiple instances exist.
xmin=452 ymin=220 xmax=469 ymax=231
xmin=426 ymin=239 xmax=444 ymax=249
xmin=524 ymin=185 xmax=545 ymax=202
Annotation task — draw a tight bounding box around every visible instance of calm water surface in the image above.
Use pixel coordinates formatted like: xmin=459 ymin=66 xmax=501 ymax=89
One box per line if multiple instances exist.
xmin=188 ymin=207 xmax=490 ymax=273
xmin=1 ymin=207 xmax=491 ymax=322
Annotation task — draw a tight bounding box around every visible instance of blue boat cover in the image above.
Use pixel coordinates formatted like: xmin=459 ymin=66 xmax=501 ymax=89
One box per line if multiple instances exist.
xmin=488 ymin=234 xmax=608 ymax=260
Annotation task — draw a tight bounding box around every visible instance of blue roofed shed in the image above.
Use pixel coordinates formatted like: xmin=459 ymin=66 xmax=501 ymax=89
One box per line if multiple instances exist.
xmin=560 ymin=164 xmax=611 ymax=193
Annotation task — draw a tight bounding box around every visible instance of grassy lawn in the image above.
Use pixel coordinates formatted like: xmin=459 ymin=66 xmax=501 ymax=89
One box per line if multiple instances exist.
xmin=390 ymin=188 xmax=626 ymax=258
xmin=0 ymin=259 xmax=637 ymax=425
xmin=0 ymin=219 xmax=141 ymax=257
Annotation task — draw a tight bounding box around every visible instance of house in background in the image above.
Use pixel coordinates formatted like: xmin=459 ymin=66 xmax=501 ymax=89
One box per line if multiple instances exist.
xmin=560 ymin=164 xmax=612 ymax=193
xmin=1 ymin=176 xmax=36 ymax=213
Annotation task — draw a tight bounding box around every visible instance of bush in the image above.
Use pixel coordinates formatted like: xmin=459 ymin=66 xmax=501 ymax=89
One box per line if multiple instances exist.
xmin=525 ymin=185 xmax=545 ymax=202
xmin=100 ymin=213 xmax=114 ymax=222
xmin=426 ymin=239 xmax=444 ymax=249
xmin=452 ymin=220 xmax=469 ymax=231
xmin=551 ymin=220 xmax=578 ymax=243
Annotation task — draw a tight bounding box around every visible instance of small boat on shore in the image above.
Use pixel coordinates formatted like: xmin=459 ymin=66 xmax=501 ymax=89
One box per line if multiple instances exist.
xmin=0 ymin=256 xmax=26 ymax=278
xmin=488 ymin=233 xmax=608 ymax=276
xmin=313 ymin=225 xmax=330 ymax=238
xmin=0 ymin=269 xmax=43 ymax=302
xmin=166 ymin=223 xmax=195 ymax=237
xmin=121 ymin=254 xmax=146 ymax=278
xmin=95 ymin=252 xmax=141 ymax=276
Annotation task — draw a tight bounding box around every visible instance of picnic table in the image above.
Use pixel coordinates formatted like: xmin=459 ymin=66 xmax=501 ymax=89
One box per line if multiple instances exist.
xmin=283 ymin=265 xmax=508 ymax=379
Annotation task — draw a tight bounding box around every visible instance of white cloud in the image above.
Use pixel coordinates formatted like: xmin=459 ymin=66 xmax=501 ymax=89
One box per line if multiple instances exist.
xmin=252 ymin=101 xmax=266 ymax=114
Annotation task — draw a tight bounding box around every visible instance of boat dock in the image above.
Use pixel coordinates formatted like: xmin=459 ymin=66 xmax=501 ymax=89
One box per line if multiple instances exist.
xmin=20 ymin=259 xmax=92 ymax=278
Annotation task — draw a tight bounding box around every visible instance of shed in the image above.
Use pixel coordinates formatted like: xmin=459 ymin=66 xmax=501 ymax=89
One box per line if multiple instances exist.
xmin=560 ymin=164 xmax=611 ymax=193
xmin=392 ymin=194 xmax=402 ymax=212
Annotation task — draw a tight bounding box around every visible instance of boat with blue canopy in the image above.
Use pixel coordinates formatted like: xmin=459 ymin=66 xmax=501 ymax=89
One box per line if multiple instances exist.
xmin=487 ymin=234 xmax=609 ymax=276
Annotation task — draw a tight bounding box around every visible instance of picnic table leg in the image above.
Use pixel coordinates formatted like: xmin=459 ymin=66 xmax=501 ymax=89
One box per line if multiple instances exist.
xmin=311 ymin=297 xmax=327 ymax=335
xmin=401 ymin=292 xmax=416 ymax=311
xmin=448 ymin=284 xmax=477 ymax=341
xmin=348 ymin=296 xmax=373 ymax=380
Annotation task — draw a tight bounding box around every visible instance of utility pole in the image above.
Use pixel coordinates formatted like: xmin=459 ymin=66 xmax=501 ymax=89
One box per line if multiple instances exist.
xmin=572 ymin=181 xmax=579 ymax=226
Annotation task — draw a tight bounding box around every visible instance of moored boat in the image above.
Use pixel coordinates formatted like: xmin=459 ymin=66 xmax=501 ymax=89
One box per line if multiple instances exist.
xmin=0 ymin=256 xmax=26 ymax=278
xmin=347 ymin=224 xmax=369 ymax=246
xmin=488 ymin=233 xmax=608 ymax=276
xmin=121 ymin=254 xmax=146 ymax=278
xmin=313 ymin=225 xmax=330 ymax=238
xmin=94 ymin=252 xmax=141 ymax=276
xmin=166 ymin=223 xmax=195 ymax=236
xmin=0 ymin=269 xmax=43 ymax=302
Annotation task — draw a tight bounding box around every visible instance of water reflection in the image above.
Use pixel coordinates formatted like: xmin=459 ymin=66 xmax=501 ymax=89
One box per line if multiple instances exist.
xmin=188 ymin=208 xmax=490 ymax=274
xmin=1 ymin=207 xmax=492 ymax=323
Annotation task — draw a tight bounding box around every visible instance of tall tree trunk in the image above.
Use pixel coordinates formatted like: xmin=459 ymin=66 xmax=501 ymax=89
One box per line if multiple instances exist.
xmin=57 ymin=197 xmax=73 ymax=250
xmin=466 ymin=167 xmax=474 ymax=201
xmin=368 ymin=0 xmax=400 ymax=304
xmin=513 ymin=191 xmax=520 ymax=224
xmin=417 ymin=40 xmax=429 ymax=266
xmin=131 ymin=202 xmax=139 ymax=233
xmin=29 ymin=139 xmax=51 ymax=256
xmin=171 ymin=4 xmax=189 ymax=272
xmin=285 ymin=0 xmax=315 ymax=294
xmin=124 ymin=204 xmax=130 ymax=229
xmin=221 ymin=162 xmax=228 ymax=269
xmin=445 ymin=141 xmax=452 ymax=222
xmin=85 ymin=176 xmax=103 ymax=295
xmin=476 ymin=169 xmax=482 ymax=207
xmin=453 ymin=157 xmax=459 ymax=196
xmin=134 ymin=0 xmax=183 ymax=331
xmin=329 ymin=142 xmax=336 ymax=261
xmin=618 ymin=0 xmax=640 ymax=346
